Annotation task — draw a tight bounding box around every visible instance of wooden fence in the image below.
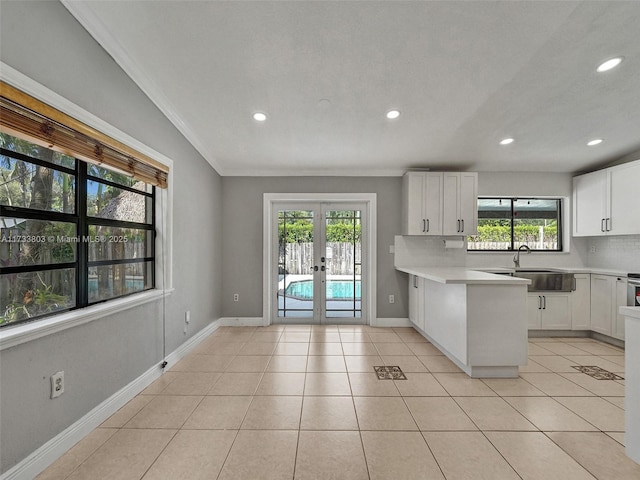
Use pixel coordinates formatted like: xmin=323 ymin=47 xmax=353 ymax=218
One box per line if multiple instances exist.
xmin=280 ymin=242 xmax=360 ymax=275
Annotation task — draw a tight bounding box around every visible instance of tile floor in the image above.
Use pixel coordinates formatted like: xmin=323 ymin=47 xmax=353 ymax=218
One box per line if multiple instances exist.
xmin=37 ymin=325 xmax=640 ymax=480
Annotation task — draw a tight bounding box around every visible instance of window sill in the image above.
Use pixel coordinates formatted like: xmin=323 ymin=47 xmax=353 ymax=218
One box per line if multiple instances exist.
xmin=0 ymin=289 xmax=173 ymax=351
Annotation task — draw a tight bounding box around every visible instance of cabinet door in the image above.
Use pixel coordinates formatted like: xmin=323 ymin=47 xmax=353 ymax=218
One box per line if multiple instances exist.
xmin=590 ymin=275 xmax=613 ymax=336
xmin=610 ymin=161 xmax=640 ymax=235
xmin=442 ymin=173 xmax=460 ymax=235
xmin=403 ymin=173 xmax=425 ymax=235
xmin=423 ymin=173 xmax=443 ymax=235
xmin=573 ymin=170 xmax=608 ymax=236
xmin=459 ymin=172 xmax=478 ymax=235
xmin=612 ymin=277 xmax=628 ymax=340
xmin=571 ymin=274 xmax=591 ymax=330
xmin=527 ymin=294 xmax=542 ymax=329
xmin=541 ymin=294 xmax=571 ymax=329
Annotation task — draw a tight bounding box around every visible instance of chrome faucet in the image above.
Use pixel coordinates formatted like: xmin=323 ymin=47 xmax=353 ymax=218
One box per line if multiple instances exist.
xmin=513 ymin=245 xmax=531 ymax=269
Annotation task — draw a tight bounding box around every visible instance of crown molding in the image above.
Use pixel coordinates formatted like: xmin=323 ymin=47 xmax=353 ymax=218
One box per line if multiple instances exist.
xmin=61 ymin=0 xmax=225 ymax=176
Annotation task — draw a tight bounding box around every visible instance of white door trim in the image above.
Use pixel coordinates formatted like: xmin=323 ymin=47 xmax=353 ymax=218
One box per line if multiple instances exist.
xmin=263 ymin=193 xmax=377 ymax=326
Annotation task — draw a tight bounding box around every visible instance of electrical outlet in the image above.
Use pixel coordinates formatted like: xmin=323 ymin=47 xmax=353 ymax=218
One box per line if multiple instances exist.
xmin=51 ymin=371 xmax=64 ymax=399
xmin=389 ymin=294 xmax=395 ymax=304
xmin=185 ymin=310 xmax=190 ymax=324
xmin=233 ymin=293 xmax=239 ymax=302
xmin=590 ymin=245 xmax=597 ymax=254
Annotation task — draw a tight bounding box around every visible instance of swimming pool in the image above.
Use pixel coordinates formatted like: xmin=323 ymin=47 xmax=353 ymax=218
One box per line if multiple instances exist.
xmin=285 ymin=279 xmax=361 ymax=300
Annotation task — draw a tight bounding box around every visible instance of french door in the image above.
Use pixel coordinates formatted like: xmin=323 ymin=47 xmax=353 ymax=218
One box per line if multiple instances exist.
xmin=273 ymin=202 xmax=366 ymax=324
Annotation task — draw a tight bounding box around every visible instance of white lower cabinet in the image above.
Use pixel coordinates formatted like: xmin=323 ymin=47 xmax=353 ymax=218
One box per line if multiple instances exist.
xmin=571 ymin=274 xmax=591 ymax=330
xmin=590 ymin=274 xmax=628 ymax=339
xmin=527 ymin=293 xmax=571 ymax=330
xmin=408 ymin=275 xmax=425 ymax=331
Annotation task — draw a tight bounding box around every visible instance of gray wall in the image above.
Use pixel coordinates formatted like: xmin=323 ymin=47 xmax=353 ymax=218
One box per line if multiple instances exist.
xmin=0 ymin=1 xmax=222 ymax=473
xmin=221 ymin=177 xmax=407 ymax=319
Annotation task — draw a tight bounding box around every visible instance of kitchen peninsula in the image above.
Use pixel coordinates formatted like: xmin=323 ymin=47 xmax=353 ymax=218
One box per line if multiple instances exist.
xmin=397 ymin=266 xmax=531 ymax=378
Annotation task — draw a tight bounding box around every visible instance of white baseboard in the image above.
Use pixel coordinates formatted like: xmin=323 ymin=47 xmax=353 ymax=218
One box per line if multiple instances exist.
xmin=1 ymin=319 xmax=221 ymax=480
xmin=374 ymin=317 xmax=412 ymax=327
xmin=162 ymin=318 xmax=221 ymax=369
xmin=219 ymin=317 xmax=266 ymax=327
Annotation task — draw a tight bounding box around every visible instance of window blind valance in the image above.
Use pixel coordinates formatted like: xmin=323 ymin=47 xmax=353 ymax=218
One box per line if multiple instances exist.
xmin=0 ymin=81 xmax=168 ymax=188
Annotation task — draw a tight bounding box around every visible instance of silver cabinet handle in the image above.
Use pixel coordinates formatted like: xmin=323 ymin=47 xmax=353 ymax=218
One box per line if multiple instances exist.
xmin=601 ymin=218 xmax=605 ymax=232
xmin=538 ymin=296 xmax=542 ymax=310
xmin=413 ymin=275 xmax=418 ymax=288
xmin=423 ymin=219 xmax=426 ymax=233
xmin=426 ymin=219 xmax=429 ymax=232
xmin=461 ymin=219 xmax=464 ymax=232
xmin=542 ymin=296 xmax=546 ymax=310
xmin=457 ymin=219 xmax=460 ymax=232
xmin=606 ymin=218 xmax=611 ymax=231
xmin=572 ymin=278 xmax=577 ymax=291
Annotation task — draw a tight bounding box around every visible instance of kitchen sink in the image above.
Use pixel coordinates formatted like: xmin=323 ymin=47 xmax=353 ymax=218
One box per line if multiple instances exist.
xmin=513 ymin=270 xmax=575 ymax=292
xmin=490 ymin=269 xmax=575 ymax=292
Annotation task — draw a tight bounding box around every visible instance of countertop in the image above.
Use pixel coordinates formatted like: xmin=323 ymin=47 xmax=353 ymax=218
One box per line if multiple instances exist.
xmin=475 ymin=267 xmax=629 ymax=277
xmin=395 ymin=266 xmax=531 ymax=285
xmin=620 ymin=307 xmax=640 ymax=319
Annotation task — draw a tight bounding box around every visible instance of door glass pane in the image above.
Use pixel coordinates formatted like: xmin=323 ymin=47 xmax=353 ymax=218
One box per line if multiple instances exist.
xmin=277 ymin=210 xmax=314 ymax=318
xmin=325 ymin=210 xmax=361 ymax=318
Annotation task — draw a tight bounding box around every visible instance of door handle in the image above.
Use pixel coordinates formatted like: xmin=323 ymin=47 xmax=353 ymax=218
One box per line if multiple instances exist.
xmin=321 ymin=256 xmax=325 ymax=263
xmin=312 ymin=266 xmax=318 ymax=272
xmin=321 ymin=266 xmax=326 ymax=272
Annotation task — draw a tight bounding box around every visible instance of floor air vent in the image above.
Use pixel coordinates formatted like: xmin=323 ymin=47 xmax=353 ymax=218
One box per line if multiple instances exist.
xmin=373 ymin=366 xmax=407 ymax=380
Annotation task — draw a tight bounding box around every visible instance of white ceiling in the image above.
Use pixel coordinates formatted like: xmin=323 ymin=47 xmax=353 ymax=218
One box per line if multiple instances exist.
xmin=64 ymin=1 xmax=640 ymax=176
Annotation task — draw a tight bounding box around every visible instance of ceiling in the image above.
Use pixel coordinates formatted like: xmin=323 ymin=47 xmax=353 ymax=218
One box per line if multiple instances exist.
xmin=63 ymin=1 xmax=640 ymax=176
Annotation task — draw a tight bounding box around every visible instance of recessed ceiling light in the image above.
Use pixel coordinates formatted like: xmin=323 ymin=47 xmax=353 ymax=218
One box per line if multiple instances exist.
xmin=587 ymin=138 xmax=603 ymax=146
xmin=386 ymin=110 xmax=400 ymax=120
xmin=596 ymin=57 xmax=623 ymax=73
xmin=499 ymin=138 xmax=514 ymax=145
xmin=253 ymin=112 xmax=267 ymax=122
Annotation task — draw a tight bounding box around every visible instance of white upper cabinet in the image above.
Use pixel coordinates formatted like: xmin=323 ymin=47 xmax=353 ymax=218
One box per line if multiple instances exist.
xmin=403 ymin=171 xmax=477 ymax=236
xmin=443 ymin=172 xmax=478 ymax=236
xmin=609 ymin=161 xmax=640 ymax=235
xmin=402 ymin=172 xmax=443 ymax=235
xmin=573 ymin=159 xmax=640 ymax=236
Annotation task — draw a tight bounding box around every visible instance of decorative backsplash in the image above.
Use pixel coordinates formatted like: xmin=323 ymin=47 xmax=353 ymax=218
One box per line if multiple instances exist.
xmin=393 ymin=235 xmax=466 ymax=268
xmin=587 ymin=235 xmax=640 ymax=272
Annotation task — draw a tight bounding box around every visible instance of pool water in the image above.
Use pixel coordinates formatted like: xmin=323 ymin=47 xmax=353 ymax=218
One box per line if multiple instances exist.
xmin=285 ymin=280 xmax=361 ymax=300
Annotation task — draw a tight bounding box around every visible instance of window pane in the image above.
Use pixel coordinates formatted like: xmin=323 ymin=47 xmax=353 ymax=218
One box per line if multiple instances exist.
xmin=87 ymin=164 xmax=151 ymax=192
xmin=88 ymin=261 xmax=153 ymax=303
xmin=1 ymin=218 xmax=76 ymax=266
xmin=514 ymin=199 xmax=560 ymax=250
xmin=468 ymin=198 xmax=561 ymax=251
xmin=87 ymin=180 xmax=151 ymax=223
xmin=88 ymin=226 xmax=152 ymax=261
xmin=0 ymin=156 xmax=76 ymax=213
xmin=1 ymin=268 xmax=76 ymax=326
xmin=467 ymin=198 xmax=512 ymax=250
xmin=0 ymin=132 xmax=76 ymax=168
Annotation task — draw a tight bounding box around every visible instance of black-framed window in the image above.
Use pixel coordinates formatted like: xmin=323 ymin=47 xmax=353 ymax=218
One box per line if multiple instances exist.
xmin=467 ymin=197 xmax=562 ymax=251
xmin=1 ymin=133 xmax=155 ymax=327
